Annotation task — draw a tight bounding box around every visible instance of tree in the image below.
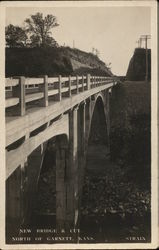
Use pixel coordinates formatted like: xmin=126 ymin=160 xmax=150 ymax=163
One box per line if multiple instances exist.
xmin=5 ymin=24 xmax=27 ymax=48
xmin=29 ymin=34 xmax=58 ymax=48
xmin=25 ymin=12 xmax=59 ymax=47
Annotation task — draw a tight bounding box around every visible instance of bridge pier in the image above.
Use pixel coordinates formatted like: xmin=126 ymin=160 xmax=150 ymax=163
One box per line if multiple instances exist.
xmin=65 ymin=107 xmax=79 ymax=228
xmin=55 ymin=104 xmax=88 ymax=229
xmin=56 ymin=136 xmax=68 ymax=229
xmin=105 ymin=90 xmax=111 ymax=153
xmin=78 ymin=102 xmax=86 ymax=206
xmin=85 ymin=98 xmax=92 ymax=146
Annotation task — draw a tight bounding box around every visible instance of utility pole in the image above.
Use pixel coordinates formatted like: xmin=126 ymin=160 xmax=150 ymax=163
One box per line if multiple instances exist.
xmin=136 ymin=40 xmax=139 ymax=48
xmin=140 ymin=35 xmax=151 ymax=81
xmin=139 ymin=38 xmax=142 ymax=48
xmin=96 ymin=49 xmax=99 ymax=58
xmin=136 ymin=39 xmax=140 ymax=48
xmin=136 ymin=38 xmax=142 ymax=48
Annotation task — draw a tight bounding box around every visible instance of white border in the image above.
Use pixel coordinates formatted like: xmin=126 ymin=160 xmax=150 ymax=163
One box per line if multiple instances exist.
xmin=0 ymin=1 xmax=158 ymax=249
xmin=0 ymin=3 xmax=6 ymax=250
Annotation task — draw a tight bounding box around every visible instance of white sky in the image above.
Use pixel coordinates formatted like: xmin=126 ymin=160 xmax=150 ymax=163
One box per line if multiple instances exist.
xmin=6 ymin=7 xmax=151 ymax=75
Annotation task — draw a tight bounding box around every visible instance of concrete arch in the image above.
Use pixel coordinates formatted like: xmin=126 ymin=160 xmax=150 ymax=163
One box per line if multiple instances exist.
xmin=77 ymin=90 xmax=110 ymax=223
xmin=6 ymin=133 xmax=69 ymax=234
xmin=33 ymin=133 xmax=69 ymax=229
xmin=6 ymin=114 xmax=69 ymax=178
xmin=36 ymin=133 xmax=69 ymax=187
xmin=26 ymin=133 xmax=70 ymax=224
xmin=85 ymin=90 xmax=110 ymax=151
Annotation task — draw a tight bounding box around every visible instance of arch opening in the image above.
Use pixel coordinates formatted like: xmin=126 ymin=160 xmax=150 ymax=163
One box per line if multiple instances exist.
xmin=27 ymin=134 xmax=68 ymax=229
xmin=89 ymin=96 xmax=109 ymax=148
xmin=84 ymin=95 xmax=110 ymax=179
xmin=79 ymin=95 xmax=111 ymax=242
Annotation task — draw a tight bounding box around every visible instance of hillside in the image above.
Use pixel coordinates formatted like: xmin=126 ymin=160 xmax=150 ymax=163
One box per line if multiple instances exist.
xmin=79 ymin=81 xmax=151 ymax=242
xmin=5 ymin=47 xmax=112 ymax=77
xmin=110 ymin=81 xmax=151 ymax=187
xmin=126 ymin=48 xmax=151 ymax=81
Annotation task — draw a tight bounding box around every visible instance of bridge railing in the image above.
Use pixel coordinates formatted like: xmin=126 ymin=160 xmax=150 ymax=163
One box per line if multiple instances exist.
xmin=5 ymin=74 xmax=114 ymax=116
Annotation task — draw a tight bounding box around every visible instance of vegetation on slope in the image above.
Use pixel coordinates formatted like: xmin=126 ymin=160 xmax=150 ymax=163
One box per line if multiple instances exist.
xmin=6 ymin=47 xmax=112 ymax=77
xmin=110 ymin=82 xmax=151 ymax=186
xmin=126 ymin=48 xmax=151 ymax=81
xmin=79 ymin=81 xmax=151 ymax=242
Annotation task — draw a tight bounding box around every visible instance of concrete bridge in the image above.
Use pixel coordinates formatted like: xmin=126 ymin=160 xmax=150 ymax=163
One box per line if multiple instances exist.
xmin=5 ymin=74 xmax=118 ymax=233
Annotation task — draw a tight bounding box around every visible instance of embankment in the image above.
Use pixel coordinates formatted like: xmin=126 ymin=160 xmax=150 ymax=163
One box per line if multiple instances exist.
xmin=126 ymin=48 xmax=151 ymax=81
xmin=110 ymin=81 xmax=151 ymax=186
xmin=5 ymin=47 xmax=112 ymax=77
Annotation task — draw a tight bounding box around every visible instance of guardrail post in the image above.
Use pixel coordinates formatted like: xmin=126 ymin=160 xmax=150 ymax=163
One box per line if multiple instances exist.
xmin=39 ymin=75 xmax=48 ymax=107
xmin=68 ymin=76 xmax=72 ymax=97
xmin=58 ymin=75 xmax=62 ymax=101
xmin=101 ymin=77 xmax=103 ymax=85
xmin=82 ymin=76 xmax=84 ymax=92
xmin=100 ymin=77 xmax=102 ymax=85
xmin=97 ymin=77 xmax=99 ymax=86
xmin=12 ymin=76 xmax=25 ymax=116
xmin=93 ymin=76 xmax=95 ymax=86
xmin=86 ymin=74 xmax=90 ymax=90
xmin=93 ymin=76 xmax=95 ymax=87
xmin=76 ymin=75 xmax=79 ymax=94
xmin=104 ymin=77 xmax=106 ymax=84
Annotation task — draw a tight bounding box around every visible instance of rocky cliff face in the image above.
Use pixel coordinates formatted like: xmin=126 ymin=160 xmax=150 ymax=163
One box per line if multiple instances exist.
xmin=126 ymin=48 xmax=151 ymax=81
xmin=5 ymin=47 xmax=112 ymax=77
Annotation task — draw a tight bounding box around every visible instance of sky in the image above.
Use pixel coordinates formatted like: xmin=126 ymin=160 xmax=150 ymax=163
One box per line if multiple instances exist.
xmin=6 ymin=6 xmax=151 ymax=75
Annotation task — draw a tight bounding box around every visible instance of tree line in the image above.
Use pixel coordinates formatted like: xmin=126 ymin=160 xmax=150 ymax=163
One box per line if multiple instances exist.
xmin=5 ymin=12 xmax=59 ymax=48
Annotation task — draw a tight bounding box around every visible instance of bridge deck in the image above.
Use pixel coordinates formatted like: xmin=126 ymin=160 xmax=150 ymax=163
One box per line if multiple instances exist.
xmin=6 ymin=82 xmax=116 ymax=146
xmin=5 ymin=74 xmax=118 ymax=179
